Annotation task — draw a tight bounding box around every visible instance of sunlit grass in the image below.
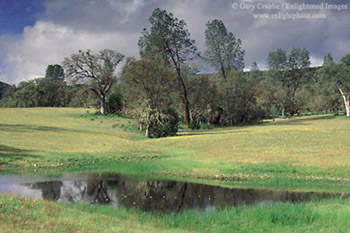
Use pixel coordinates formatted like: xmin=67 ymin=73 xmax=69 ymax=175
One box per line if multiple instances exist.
xmin=0 ymin=108 xmax=150 ymax=154
xmin=159 ymin=115 xmax=350 ymax=169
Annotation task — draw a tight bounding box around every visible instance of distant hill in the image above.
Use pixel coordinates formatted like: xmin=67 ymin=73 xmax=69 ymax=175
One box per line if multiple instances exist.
xmin=0 ymin=81 xmax=11 ymax=99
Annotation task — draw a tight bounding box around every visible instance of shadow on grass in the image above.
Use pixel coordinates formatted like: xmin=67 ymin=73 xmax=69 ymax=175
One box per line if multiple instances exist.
xmin=0 ymin=123 xmax=104 ymax=135
xmin=264 ymin=115 xmax=337 ymax=126
xmin=177 ymin=115 xmax=338 ymax=136
xmin=176 ymin=130 xmax=247 ymax=137
xmin=0 ymin=123 xmax=137 ymax=143
xmin=0 ymin=124 xmax=70 ymax=133
xmin=0 ymin=145 xmax=38 ymax=161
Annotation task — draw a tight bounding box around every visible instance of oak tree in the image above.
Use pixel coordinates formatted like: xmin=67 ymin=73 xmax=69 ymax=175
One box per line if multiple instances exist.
xmin=267 ymin=47 xmax=310 ymax=116
xmin=121 ymin=59 xmax=178 ymax=137
xmin=63 ymin=49 xmax=124 ymax=114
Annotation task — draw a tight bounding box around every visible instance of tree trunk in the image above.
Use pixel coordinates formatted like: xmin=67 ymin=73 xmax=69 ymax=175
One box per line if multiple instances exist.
xmin=176 ymin=183 xmax=187 ymax=213
xmin=95 ymin=180 xmax=110 ymax=204
xmin=220 ymin=64 xmax=226 ymax=79
xmin=289 ymin=100 xmax=295 ymax=117
xmin=175 ymin=69 xmax=190 ymax=128
xmin=338 ymin=87 xmax=350 ymax=117
xmin=184 ymin=99 xmax=190 ymax=128
xmin=145 ymin=125 xmax=150 ymax=138
xmin=345 ymin=98 xmax=350 ymax=117
xmin=100 ymin=96 xmax=106 ymax=115
xmin=342 ymin=95 xmax=350 ymax=117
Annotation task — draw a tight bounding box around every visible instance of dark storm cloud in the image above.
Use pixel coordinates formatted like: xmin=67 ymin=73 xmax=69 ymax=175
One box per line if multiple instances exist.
xmin=42 ymin=0 xmax=350 ymax=66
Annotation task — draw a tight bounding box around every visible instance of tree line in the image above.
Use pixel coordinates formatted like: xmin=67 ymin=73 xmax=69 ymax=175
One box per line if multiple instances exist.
xmin=1 ymin=8 xmax=349 ymax=137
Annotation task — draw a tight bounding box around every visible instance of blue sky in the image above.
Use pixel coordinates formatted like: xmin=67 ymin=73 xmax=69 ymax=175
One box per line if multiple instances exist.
xmin=0 ymin=0 xmax=349 ymax=84
xmin=0 ymin=0 xmax=44 ymax=35
xmin=0 ymin=0 xmax=44 ymax=77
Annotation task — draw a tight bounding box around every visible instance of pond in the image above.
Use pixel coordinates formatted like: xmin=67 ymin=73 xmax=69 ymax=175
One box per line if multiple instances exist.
xmin=0 ymin=173 xmax=346 ymax=213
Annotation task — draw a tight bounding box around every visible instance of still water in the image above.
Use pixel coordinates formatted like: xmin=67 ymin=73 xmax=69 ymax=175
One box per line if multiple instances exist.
xmin=0 ymin=173 xmax=344 ymax=213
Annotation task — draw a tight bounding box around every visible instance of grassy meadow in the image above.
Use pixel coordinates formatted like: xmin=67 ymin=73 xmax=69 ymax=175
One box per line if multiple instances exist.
xmin=1 ymin=107 xmax=350 ymax=232
xmin=2 ymin=195 xmax=350 ymax=233
xmin=1 ymin=107 xmax=350 ymax=191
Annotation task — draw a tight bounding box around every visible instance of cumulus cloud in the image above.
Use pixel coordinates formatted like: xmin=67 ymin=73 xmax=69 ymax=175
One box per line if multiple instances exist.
xmin=0 ymin=21 xmax=139 ymax=84
xmin=0 ymin=0 xmax=349 ymax=84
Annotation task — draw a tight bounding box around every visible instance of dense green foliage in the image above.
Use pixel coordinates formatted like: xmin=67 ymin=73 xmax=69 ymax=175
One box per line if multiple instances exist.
xmin=266 ymin=47 xmax=311 ymax=116
xmin=121 ymin=59 xmax=179 ymax=137
xmin=138 ymin=8 xmax=198 ymax=128
xmin=1 ymin=78 xmax=70 ymax=107
xmin=45 ymin=64 xmax=64 ymax=80
xmin=0 ymin=64 xmax=124 ymax=112
xmin=0 ymin=81 xmax=10 ymax=99
xmin=317 ymin=55 xmax=350 ymax=117
xmin=204 ymin=19 xmax=245 ymax=78
xmin=187 ymin=71 xmax=263 ymax=128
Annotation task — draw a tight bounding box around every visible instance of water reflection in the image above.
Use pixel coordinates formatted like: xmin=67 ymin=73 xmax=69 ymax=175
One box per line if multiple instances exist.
xmin=0 ymin=173 xmax=346 ymax=213
xmin=31 ymin=181 xmax=62 ymax=201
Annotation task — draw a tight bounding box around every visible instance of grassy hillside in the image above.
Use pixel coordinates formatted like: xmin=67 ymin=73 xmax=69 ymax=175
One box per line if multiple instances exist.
xmin=0 ymin=108 xmax=350 ymax=192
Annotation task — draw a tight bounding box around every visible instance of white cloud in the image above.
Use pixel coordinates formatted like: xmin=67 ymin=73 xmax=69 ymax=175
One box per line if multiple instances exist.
xmin=0 ymin=21 xmax=139 ymax=84
xmin=310 ymin=56 xmax=323 ymax=67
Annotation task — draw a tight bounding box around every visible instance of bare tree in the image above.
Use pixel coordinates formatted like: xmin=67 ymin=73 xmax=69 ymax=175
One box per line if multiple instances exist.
xmin=63 ymin=49 xmax=124 ymax=114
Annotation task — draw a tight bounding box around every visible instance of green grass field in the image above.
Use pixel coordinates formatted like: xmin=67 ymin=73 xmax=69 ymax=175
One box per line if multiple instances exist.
xmin=1 ymin=107 xmax=350 ymax=232
xmin=2 ymin=195 xmax=350 ymax=233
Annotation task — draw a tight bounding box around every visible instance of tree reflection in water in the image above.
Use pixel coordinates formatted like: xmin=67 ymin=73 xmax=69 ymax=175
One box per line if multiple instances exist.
xmin=2 ymin=173 xmax=344 ymax=213
xmin=31 ymin=181 xmax=62 ymax=201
